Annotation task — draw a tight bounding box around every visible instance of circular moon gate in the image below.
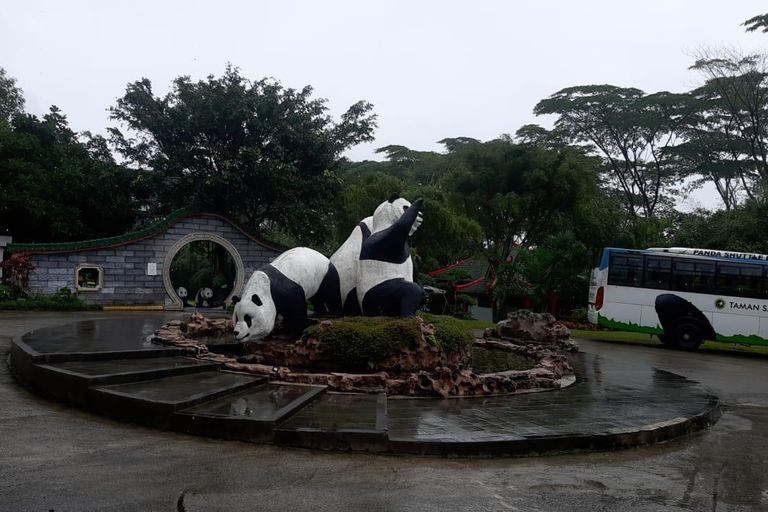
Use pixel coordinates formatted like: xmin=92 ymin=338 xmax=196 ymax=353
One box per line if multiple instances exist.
xmin=163 ymin=233 xmax=245 ymax=310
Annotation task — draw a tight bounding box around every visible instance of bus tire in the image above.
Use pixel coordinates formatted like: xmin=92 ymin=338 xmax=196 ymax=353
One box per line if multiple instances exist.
xmin=670 ymin=321 xmax=704 ymax=351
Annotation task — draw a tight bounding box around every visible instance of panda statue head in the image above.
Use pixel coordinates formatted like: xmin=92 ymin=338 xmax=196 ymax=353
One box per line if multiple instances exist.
xmin=230 ymin=273 xmax=276 ymax=342
xmin=372 ymin=193 xmax=423 ymax=235
xmin=176 ymin=287 xmax=188 ymax=299
xmin=198 ymin=287 xmax=213 ymax=300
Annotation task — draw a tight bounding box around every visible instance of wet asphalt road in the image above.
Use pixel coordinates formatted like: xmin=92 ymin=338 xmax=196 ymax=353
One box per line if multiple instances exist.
xmin=1 ymin=311 xmax=767 ymax=512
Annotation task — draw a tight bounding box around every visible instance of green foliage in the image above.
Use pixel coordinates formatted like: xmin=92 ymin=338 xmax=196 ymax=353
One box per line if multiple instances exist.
xmin=0 ymin=67 xmax=25 ymax=121
xmin=0 ymin=106 xmax=140 ymax=242
xmin=0 ymin=288 xmax=102 ymax=311
xmin=569 ymin=307 xmax=589 ymax=323
xmin=109 ymin=65 xmax=377 ymax=245
xmin=495 ymin=231 xmax=591 ymax=311
xmin=534 ymin=85 xmax=692 ymax=218
xmin=0 ymin=285 xmax=13 ymax=301
xmin=418 ymin=273 xmax=438 ymax=287
xmin=442 ymin=138 xmax=598 ymax=265
xmin=454 ymin=294 xmax=477 ymax=307
xmin=303 ymin=314 xmax=474 ymax=369
xmin=169 ymin=241 xmax=235 ymax=307
xmin=302 ymin=317 xmax=421 ymax=368
xmin=417 ymin=312 xmax=475 ymax=353
xmin=332 ymin=165 xmax=483 ymax=270
xmin=743 ymin=14 xmax=768 ymax=33
xmin=668 ymin=201 xmax=768 ymax=253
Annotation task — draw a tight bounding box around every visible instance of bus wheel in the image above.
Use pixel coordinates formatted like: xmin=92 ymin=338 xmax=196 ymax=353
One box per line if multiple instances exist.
xmin=671 ymin=321 xmax=704 ymax=351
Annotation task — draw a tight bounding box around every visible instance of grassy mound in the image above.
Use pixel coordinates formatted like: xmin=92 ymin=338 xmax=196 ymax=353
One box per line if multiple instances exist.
xmin=417 ymin=312 xmax=476 ymax=353
xmin=303 ymin=317 xmax=421 ymax=367
xmin=302 ymin=314 xmax=475 ymax=368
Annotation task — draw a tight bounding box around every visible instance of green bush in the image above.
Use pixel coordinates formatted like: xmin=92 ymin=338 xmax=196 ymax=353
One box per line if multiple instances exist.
xmin=569 ymin=307 xmax=589 ymax=323
xmin=301 ymin=314 xmax=476 ymax=369
xmin=0 ymin=288 xmax=102 ymax=311
xmin=417 ymin=312 xmax=475 ymax=353
xmin=0 ymin=285 xmax=13 ymax=302
xmin=303 ymin=317 xmax=422 ymax=367
xmin=455 ymin=294 xmax=478 ymax=307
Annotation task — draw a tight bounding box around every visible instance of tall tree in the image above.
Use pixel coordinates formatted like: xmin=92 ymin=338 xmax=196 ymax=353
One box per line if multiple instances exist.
xmin=0 ymin=107 xmax=138 ymax=242
xmin=689 ymin=49 xmax=768 ymax=198
xmin=534 ymin=85 xmax=692 ymax=217
xmin=0 ymin=67 xmax=24 ymax=121
xmin=441 ymin=138 xmax=597 ymax=266
xmin=665 ymin=92 xmax=750 ymax=209
xmin=109 ymin=65 xmax=376 ymax=244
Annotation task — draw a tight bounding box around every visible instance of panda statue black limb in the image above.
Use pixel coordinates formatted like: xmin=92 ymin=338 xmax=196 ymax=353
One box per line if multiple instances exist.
xmin=359 ymin=198 xmax=425 ymax=318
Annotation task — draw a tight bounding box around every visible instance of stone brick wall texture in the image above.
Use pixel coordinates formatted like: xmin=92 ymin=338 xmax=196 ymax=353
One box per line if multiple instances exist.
xmin=25 ymin=214 xmax=283 ymax=306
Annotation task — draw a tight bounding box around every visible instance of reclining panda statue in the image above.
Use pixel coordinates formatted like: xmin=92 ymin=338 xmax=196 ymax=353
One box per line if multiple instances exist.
xmin=230 ymin=247 xmax=342 ymax=342
xmin=330 ymin=193 xmax=424 ymax=318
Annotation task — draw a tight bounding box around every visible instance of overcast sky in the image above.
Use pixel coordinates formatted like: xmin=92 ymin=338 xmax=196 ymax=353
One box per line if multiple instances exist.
xmin=2 ymin=1 xmax=767 ymax=210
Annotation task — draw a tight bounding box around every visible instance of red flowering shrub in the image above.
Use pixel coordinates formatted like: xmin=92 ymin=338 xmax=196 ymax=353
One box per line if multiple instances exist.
xmin=1 ymin=252 xmax=36 ymax=297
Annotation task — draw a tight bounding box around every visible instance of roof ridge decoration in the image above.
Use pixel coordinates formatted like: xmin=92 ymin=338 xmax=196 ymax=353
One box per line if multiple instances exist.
xmin=7 ymin=207 xmax=286 ymax=254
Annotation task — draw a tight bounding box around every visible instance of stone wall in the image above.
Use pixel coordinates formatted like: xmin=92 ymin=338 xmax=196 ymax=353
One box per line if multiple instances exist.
xmin=23 ymin=214 xmax=283 ymax=307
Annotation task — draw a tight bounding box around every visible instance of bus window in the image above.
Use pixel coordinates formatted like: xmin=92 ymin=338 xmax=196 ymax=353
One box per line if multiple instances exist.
xmin=717 ymin=263 xmax=763 ymax=298
xmin=672 ymin=259 xmax=715 ymax=294
xmin=608 ymin=254 xmax=643 ymax=287
xmin=643 ymin=256 xmax=671 ymax=289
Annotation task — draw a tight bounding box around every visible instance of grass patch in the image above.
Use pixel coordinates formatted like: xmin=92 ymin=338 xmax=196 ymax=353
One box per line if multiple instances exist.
xmin=570 ymin=328 xmax=768 ymax=356
xmin=417 ymin=313 xmax=476 ymax=353
xmin=302 ymin=314 xmax=476 ymax=369
xmin=303 ymin=317 xmax=422 ymax=368
xmin=0 ymin=288 xmax=102 ymax=311
xmin=450 ymin=317 xmax=497 ymax=331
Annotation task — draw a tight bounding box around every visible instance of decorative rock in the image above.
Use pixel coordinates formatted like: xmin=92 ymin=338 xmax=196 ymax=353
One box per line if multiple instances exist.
xmin=491 ymin=309 xmax=580 ymax=352
xmin=152 ymin=313 xmax=575 ymax=397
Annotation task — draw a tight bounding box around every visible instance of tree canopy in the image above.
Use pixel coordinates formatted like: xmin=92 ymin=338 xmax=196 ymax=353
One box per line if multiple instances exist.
xmin=109 ymin=65 xmax=377 ymax=244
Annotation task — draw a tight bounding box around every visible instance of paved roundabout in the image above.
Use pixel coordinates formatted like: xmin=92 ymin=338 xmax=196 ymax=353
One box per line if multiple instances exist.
xmin=9 ymin=317 xmax=720 ymax=456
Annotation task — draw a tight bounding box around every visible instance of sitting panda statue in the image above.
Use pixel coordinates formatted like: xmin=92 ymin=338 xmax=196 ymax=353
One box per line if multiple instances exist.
xmin=231 ymin=247 xmax=342 ymax=342
xmin=357 ymin=195 xmax=424 ymax=317
xmin=195 ymin=287 xmax=213 ymax=308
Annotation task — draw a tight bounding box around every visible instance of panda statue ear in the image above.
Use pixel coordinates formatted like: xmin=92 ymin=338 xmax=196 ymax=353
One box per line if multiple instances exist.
xmin=388 ymin=193 xmax=400 ymax=203
xmin=251 ymin=294 xmax=263 ymax=306
xmin=231 ymin=295 xmax=240 ymax=305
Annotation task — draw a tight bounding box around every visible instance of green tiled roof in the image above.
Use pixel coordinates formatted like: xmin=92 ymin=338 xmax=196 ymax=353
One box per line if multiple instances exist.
xmin=6 ymin=207 xmax=284 ymax=253
xmin=8 ymin=207 xmax=200 ymax=252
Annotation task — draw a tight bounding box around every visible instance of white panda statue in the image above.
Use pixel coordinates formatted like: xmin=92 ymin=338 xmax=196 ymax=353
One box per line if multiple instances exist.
xmin=356 ymin=195 xmax=424 ymax=317
xmin=195 ymin=287 xmax=213 ymax=308
xmin=231 ymin=247 xmax=342 ymax=342
xmin=176 ymin=287 xmax=188 ymax=301
xmin=330 ymin=215 xmax=373 ymax=315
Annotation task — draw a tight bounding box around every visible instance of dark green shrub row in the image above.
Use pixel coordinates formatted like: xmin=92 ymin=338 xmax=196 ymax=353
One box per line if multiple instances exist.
xmin=0 ymin=288 xmax=102 ymax=311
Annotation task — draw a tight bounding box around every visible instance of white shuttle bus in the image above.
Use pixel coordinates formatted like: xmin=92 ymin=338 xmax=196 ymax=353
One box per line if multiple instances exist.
xmin=588 ymin=247 xmax=768 ymax=350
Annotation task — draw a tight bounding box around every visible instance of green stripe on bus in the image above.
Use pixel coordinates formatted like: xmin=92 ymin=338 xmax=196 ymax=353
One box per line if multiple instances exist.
xmin=598 ymin=314 xmax=768 ymax=347
xmin=597 ymin=315 xmax=663 ymax=335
